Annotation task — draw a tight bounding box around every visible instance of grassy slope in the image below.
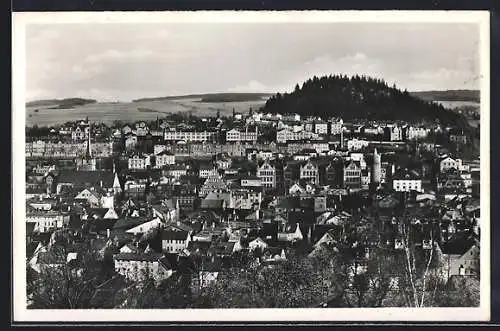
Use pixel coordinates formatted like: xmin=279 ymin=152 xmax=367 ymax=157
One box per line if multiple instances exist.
xmin=133 ymin=93 xmax=272 ymax=103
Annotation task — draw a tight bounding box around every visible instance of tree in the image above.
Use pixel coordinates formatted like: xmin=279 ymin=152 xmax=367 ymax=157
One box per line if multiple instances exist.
xmin=397 ymin=220 xmax=445 ymax=307
xmin=27 ymin=231 xmax=115 ymax=309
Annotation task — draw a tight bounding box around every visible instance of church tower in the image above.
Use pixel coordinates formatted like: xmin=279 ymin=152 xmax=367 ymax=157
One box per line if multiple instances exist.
xmin=371 ymin=148 xmax=381 ymax=185
xmin=340 ymin=127 xmax=344 ymax=150
xmin=86 ymin=119 xmax=92 ymax=159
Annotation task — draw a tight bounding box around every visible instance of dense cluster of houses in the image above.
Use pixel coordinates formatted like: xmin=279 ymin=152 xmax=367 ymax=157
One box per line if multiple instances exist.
xmin=25 ymin=111 xmax=480 ymax=303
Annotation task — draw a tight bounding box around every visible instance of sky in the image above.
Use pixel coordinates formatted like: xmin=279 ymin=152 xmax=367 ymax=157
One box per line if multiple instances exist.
xmin=25 ymin=22 xmax=480 ymax=102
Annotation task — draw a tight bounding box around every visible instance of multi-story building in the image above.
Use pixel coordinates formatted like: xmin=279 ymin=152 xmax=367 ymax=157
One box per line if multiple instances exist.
xmin=26 ymin=210 xmax=70 ymax=233
xmin=241 ymin=176 xmax=262 ymax=187
xmin=439 ymin=156 xmax=463 ymax=173
xmin=162 ymin=165 xmax=188 ymax=180
xmin=384 ymin=124 xmax=403 ymax=141
xmin=114 ymin=252 xmax=173 ymax=284
xmin=326 ymin=157 xmax=344 ymax=188
xmin=347 ymin=138 xmax=370 ymax=151
xmin=153 ymin=144 xmax=168 ymax=155
xmin=128 ymin=154 xmax=150 ymax=170
xmin=276 ymin=129 xmax=318 ymax=143
xmin=225 ymin=127 xmax=258 ymax=142
xmin=392 ymin=169 xmax=423 ymax=192
xmin=229 ymin=188 xmax=262 ymax=210
xmin=199 ymin=165 xmax=218 ymax=179
xmin=71 ymin=125 xmax=90 ymax=141
xmin=25 ymin=141 xmax=113 ymax=158
xmin=314 ymin=121 xmax=329 ymax=135
xmin=161 ymin=230 xmax=191 ymax=253
xmin=123 ymin=179 xmax=147 ymax=199
xmin=300 ymin=160 xmax=319 ymax=184
xmin=257 ymin=161 xmax=276 ymax=188
xmin=125 ymin=135 xmax=138 ymax=151
xmin=312 ymin=142 xmax=330 ymax=154
xmin=343 ymin=160 xmax=362 ymax=189
xmin=406 ymin=126 xmax=430 ymax=140
xmin=164 ymin=130 xmax=217 ymax=142
xmin=330 ymin=119 xmax=343 ymax=135
xmin=154 ymin=150 xmax=175 ymax=168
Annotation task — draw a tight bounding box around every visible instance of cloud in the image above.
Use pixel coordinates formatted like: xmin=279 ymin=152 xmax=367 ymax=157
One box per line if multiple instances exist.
xmin=227 ymin=80 xmax=270 ymax=93
xmin=290 ymin=52 xmax=384 ymax=87
xmin=405 ymin=68 xmax=479 ymax=91
xmin=83 ymin=49 xmax=156 ymax=63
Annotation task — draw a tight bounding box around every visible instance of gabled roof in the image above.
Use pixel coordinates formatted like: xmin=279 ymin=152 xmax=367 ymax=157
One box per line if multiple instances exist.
xmin=442 ymin=237 xmax=479 ymax=256
xmin=112 ymin=217 xmax=149 ymax=231
xmin=57 ymin=170 xmax=114 ymax=188
xmin=114 ymin=252 xmax=164 ymax=262
xmin=103 ymin=208 xmax=119 ymax=220
xmin=162 ymin=229 xmax=190 ymax=241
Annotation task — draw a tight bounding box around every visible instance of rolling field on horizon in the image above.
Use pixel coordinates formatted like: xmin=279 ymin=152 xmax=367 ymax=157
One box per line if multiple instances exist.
xmin=25 ymin=97 xmax=268 ymax=127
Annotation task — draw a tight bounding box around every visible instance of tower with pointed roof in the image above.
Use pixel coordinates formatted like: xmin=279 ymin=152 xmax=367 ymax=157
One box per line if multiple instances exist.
xmin=371 ymin=148 xmax=381 ymax=185
xmin=85 ymin=119 xmax=92 ymax=159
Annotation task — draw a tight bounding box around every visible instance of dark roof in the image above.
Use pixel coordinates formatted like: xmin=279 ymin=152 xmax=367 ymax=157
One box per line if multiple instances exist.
xmin=187 ymin=241 xmax=212 ymax=254
xmin=442 ymin=236 xmax=478 ymax=256
xmin=393 ymin=168 xmax=421 ymax=180
xmin=112 ymin=217 xmax=149 ymax=230
xmin=162 ymin=230 xmax=190 ymax=241
xmin=200 ymin=199 xmax=225 ymax=210
xmin=114 ymin=252 xmax=164 ymax=262
xmin=91 ymin=219 xmax=118 ymax=232
xmin=57 ymin=170 xmax=114 ymax=188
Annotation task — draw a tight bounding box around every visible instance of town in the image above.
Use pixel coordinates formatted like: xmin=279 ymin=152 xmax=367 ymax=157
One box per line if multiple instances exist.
xmin=25 ymin=108 xmax=481 ymax=308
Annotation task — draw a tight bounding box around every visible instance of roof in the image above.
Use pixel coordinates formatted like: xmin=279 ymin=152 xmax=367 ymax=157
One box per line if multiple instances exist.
xmin=112 ymin=217 xmax=149 ymax=230
xmin=162 ymin=230 xmax=190 ymax=241
xmin=393 ymin=168 xmax=421 ymax=180
xmin=200 ymin=199 xmax=225 ymax=210
xmin=114 ymin=252 xmax=164 ymax=262
xmin=442 ymin=237 xmax=479 ymax=256
xmin=36 ymin=249 xmax=66 ymax=265
xmin=57 ymin=170 xmax=114 ymax=188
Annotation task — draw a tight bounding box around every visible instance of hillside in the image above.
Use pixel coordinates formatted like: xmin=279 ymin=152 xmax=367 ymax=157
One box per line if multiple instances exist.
xmin=410 ymin=90 xmax=479 ymax=102
xmin=26 ymin=98 xmax=97 ymax=109
xmin=133 ymin=93 xmax=272 ymax=103
xmin=261 ymin=75 xmax=468 ymax=127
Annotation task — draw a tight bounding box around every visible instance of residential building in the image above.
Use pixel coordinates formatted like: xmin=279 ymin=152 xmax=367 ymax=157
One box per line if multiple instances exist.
xmin=276 ymin=129 xmax=318 ymax=143
xmin=330 ymin=119 xmax=343 ymax=135
xmin=347 ymin=138 xmax=369 ymax=151
xmin=155 ymin=151 xmax=175 ymax=168
xmin=343 ymin=161 xmax=362 ymax=189
xmin=229 ymin=188 xmax=262 ymax=210
xmin=257 ymin=161 xmax=276 ymax=188
xmin=26 ymin=210 xmax=70 ymax=233
xmin=114 ymin=252 xmax=172 ymax=284
xmin=164 ymin=130 xmax=216 ymax=142
xmin=128 ymin=154 xmax=150 ymax=170
xmin=392 ymin=169 xmax=423 ymax=192
xmin=299 ymin=161 xmax=319 ymax=184
xmin=440 ymin=156 xmax=463 ymax=173
xmin=161 ymin=230 xmax=191 ymax=253
xmin=314 ymin=121 xmax=328 ymax=135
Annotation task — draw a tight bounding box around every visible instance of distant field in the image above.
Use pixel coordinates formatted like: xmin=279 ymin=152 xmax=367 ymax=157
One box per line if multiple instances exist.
xmin=434 ymin=100 xmax=480 ymax=110
xmin=25 ymin=97 xmax=268 ymax=127
xmin=411 ymin=90 xmax=480 ymax=103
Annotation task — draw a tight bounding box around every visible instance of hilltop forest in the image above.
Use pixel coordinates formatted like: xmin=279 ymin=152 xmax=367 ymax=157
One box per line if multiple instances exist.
xmin=261 ymin=75 xmax=468 ymax=127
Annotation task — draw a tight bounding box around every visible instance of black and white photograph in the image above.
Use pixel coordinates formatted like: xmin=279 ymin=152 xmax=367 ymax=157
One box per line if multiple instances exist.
xmin=12 ymin=11 xmax=490 ymax=322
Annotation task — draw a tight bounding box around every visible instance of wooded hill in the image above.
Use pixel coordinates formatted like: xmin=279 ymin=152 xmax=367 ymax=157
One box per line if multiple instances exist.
xmin=261 ymin=75 xmax=468 ymax=127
